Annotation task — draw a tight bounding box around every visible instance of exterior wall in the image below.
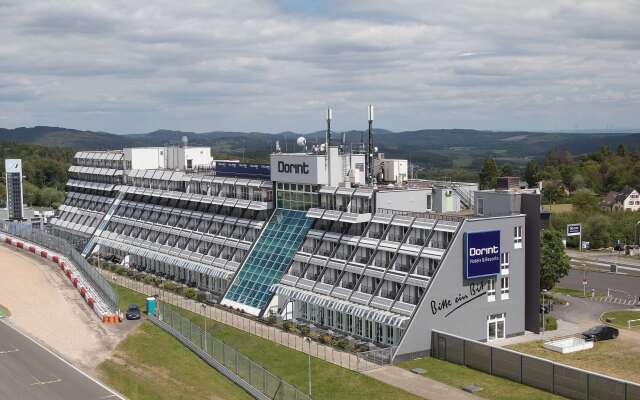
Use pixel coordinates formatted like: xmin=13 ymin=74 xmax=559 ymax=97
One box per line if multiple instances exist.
xmin=475 ymin=191 xmax=521 ymax=217
xmin=623 ymin=190 xmax=640 ymax=211
xmin=433 ymin=187 xmax=461 ymax=213
xmin=271 ymin=153 xmax=329 ymax=185
xmin=395 ymin=215 xmax=526 ymax=358
xmin=184 ymin=147 xmax=212 ymax=169
xmin=124 ymin=148 xmax=165 ymax=170
xmin=376 ymin=189 xmax=432 ymax=213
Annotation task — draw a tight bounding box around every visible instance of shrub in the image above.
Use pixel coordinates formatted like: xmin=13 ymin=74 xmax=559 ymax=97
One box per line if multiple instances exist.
xmin=144 ymin=275 xmax=154 ymax=285
xmin=283 ymin=321 xmax=295 ymax=332
xmin=115 ymin=267 xmax=126 ymax=276
xmin=265 ymin=314 xmax=277 ymax=326
xmin=185 ymin=287 xmax=196 ymax=299
xmin=298 ymin=325 xmax=310 ymax=337
xmin=335 ymin=338 xmax=354 ymax=351
xmin=163 ymin=282 xmax=176 ymax=292
xmin=153 ymin=277 xmax=163 ymax=287
xmin=196 ymin=292 xmax=207 ymax=303
xmin=320 ymin=335 xmax=333 ymax=345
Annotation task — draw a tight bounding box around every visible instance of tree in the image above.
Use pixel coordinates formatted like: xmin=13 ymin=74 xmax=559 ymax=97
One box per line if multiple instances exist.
xmin=541 ymin=182 xmax=565 ymax=204
xmin=540 ymin=230 xmax=571 ymax=290
xmin=570 ymin=190 xmax=599 ymax=213
xmin=500 ymin=163 xmax=514 ymax=177
xmin=523 ymin=160 xmax=540 ymax=188
xmin=478 ymin=158 xmax=498 ymax=189
xmin=616 ymin=144 xmax=627 ymax=157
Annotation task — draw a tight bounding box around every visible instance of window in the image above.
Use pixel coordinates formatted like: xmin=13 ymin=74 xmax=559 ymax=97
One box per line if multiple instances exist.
xmin=477 ymin=198 xmax=485 ymax=216
xmin=426 ymin=194 xmax=432 ymax=211
xmin=365 ymin=320 xmax=373 ymax=339
xmin=500 ymin=252 xmax=510 ymax=275
xmin=299 ymin=302 xmax=307 ymax=319
xmin=514 ymin=226 xmax=522 ymax=249
xmin=487 ymin=278 xmax=496 ymax=302
xmin=346 ymin=314 xmax=353 ymax=333
xmin=355 ymin=317 xmax=363 ymax=336
xmin=327 ymin=309 xmax=334 ymax=327
xmin=375 ymin=323 xmax=383 ymax=343
xmin=487 ymin=313 xmax=506 ymax=341
xmin=336 ymin=312 xmax=343 ymax=330
xmin=385 ymin=325 xmax=395 ymax=345
xmin=501 ymin=276 xmax=510 ymax=300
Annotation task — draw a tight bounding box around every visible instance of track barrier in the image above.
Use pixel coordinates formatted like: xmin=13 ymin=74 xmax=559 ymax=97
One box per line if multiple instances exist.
xmin=0 ymin=226 xmax=119 ymax=324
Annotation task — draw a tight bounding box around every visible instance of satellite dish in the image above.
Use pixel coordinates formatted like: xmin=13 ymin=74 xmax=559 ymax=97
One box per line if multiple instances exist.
xmin=296 ymin=137 xmax=306 ymax=147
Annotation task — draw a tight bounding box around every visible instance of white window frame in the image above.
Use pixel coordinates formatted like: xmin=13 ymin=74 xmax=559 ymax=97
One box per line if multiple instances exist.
xmin=514 ymin=226 xmax=523 ymax=249
xmin=487 ymin=313 xmax=506 ymax=341
xmin=501 ymin=276 xmax=510 ymax=300
xmin=500 ymin=252 xmax=510 ymax=275
xmin=487 ymin=278 xmax=496 ymax=302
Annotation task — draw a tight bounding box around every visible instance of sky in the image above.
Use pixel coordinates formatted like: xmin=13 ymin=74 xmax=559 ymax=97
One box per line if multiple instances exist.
xmin=0 ymin=0 xmax=639 ymax=134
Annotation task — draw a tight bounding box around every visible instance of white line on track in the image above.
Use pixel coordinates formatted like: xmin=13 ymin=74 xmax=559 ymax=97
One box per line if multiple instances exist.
xmin=0 ymin=320 xmax=126 ymax=400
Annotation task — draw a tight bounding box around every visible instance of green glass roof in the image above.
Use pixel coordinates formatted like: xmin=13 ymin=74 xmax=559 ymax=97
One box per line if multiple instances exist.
xmin=223 ymin=209 xmax=313 ymax=312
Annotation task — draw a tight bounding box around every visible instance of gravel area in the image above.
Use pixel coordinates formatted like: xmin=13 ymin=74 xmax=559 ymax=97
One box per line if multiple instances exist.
xmin=0 ymin=244 xmax=136 ymax=373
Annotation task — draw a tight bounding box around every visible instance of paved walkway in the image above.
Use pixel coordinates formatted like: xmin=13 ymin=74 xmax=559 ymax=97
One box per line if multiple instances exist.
xmin=365 ymin=366 xmax=482 ymax=400
xmin=105 ymin=271 xmax=480 ymax=399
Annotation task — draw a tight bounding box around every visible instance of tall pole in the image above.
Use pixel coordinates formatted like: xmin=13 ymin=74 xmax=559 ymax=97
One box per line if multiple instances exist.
xmin=367 ymin=105 xmax=374 ymax=185
xmin=305 ymin=337 xmax=312 ymax=398
xmin=326 ymin=107 xmax=332 ymax=186
xmin=202 ymin=304 xmax=207 ymax=351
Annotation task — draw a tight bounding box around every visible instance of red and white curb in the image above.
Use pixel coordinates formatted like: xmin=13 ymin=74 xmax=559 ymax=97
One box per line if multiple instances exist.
xmin=1 ymin=234 xmax=121 ymax=324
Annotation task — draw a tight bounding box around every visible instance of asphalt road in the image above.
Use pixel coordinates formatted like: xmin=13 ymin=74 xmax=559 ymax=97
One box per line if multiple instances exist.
xmin=0 ymin=320 xmax=124 ymax=400
xmin=559 ymin=269 xmax=640 ymax=299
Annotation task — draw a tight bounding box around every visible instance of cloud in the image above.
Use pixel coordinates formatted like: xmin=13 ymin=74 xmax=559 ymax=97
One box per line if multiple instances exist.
xmin=0 ymin=0 xmax=638 ymax=133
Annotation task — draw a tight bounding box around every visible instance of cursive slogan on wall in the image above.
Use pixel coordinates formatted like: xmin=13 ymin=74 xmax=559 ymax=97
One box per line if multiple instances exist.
xmin=430 ymin=279 xmax=490 ymax=318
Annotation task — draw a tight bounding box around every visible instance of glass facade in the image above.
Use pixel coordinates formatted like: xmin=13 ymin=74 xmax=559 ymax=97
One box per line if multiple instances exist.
xmin=223 ymin=209 xmax=314 ymax=311
xmin=275 ymin=183 xmax=319 ymax=211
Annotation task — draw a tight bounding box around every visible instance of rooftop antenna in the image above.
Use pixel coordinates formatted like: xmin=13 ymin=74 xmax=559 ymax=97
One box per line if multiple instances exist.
xmin=367 ymin=104 xmax=374 ymax=185
xmin=275 ymin=140 xmax=281 ymax=153
xmin=326 ymin=107 xmax=332 ymax=185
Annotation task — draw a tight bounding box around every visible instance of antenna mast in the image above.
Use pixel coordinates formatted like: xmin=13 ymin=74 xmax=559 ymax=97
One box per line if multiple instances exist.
xmin=326 ymin=107 xmax=332 ymax=185
xmin=367 ymin=105 xmax=374 ymax=185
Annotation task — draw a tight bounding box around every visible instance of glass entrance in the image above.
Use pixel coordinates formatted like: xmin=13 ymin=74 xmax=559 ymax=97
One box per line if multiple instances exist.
xmin=487 ymin=313 xmax=506 ymax=341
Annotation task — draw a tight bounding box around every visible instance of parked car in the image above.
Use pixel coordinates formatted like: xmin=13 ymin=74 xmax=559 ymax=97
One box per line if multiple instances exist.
xmin=126 ymin=304 xmax=141 ymax=320
xmin=582 ymin=325 xmax=619 ymax=342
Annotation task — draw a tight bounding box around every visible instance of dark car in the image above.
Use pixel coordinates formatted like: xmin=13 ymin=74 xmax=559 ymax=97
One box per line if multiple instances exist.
xmin=582 ymin=325 xmax=619 ymax=342
xmin=126 ymin=304 xmax=141 ymax=320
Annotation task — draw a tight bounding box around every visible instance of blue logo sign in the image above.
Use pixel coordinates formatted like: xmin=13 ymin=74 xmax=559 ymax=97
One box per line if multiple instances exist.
xmin=464 ymin=231 xmax=501 ymax=279
xmin=566 ymin=224 xmax=581 ymax=236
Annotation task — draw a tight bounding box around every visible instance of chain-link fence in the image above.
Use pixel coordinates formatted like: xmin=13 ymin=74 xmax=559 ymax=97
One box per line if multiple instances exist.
xmin=0 ymin=221 xmax=118 ymax=310
xmin=154 ymin=302 xmax=310 ymax=400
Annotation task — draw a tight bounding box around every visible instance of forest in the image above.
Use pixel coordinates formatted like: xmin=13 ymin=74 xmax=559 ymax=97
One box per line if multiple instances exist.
xmin=0 ymin=143 xmax=72 ymax=208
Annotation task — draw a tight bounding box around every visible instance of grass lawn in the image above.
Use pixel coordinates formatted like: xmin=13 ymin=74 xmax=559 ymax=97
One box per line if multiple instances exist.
xmin=601 ymin=310 xmax=640 ymax=329
xmin=397 ymin=357 xmax=564 ymax=400
xmin=0 ymin=304 xmax=9 ymax=318
xmin=508 ymin=339 xmax=640 ymax=383
xmin=98 ymin=321 xmax=252 ymax=400
xmin=549 ymin=287 xmax=604 ymax=298
xmin=112 ymin=284 xmax=421 ymax=400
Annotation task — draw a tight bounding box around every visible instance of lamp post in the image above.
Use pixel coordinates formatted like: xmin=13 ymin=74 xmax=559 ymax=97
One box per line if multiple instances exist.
xmin=201 ymin=304 xmax=207 ymax=352
xmin=541 ymin=289 xmax=548 ymax=335
xmin=304 ymin=337 xmax=312 ymax=398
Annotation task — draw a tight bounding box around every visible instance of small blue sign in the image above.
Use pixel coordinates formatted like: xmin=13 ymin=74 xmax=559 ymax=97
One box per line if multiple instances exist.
xmin=464 ymin=230 xmax=501 ymax=279
xmin=566 ymin=224 xmax=581 ymax=237
xmin=216 ymin=162 xmax=271 ymax=179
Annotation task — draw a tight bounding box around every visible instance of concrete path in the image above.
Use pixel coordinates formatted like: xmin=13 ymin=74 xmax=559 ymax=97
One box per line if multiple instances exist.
xmin=365 ymin=366 xmax=481 ymax=400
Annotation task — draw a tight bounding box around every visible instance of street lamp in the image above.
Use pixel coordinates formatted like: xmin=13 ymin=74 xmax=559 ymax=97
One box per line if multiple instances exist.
xmin=304 ymin=337 xmax=312 ymax=398
xmin=541 ymin=289 xmax=548 ymax=335
xmin=201 ymin=304 xmax=207 ymax=352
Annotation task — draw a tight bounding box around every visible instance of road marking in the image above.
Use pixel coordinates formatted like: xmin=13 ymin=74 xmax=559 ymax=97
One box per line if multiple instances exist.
xmin=0 ymin=320 xmax=126 ymax=399
xmin=0 ymin=348 xmax=19 ymax=354
xmin=30 ymin=375 xmax=62 ymax=386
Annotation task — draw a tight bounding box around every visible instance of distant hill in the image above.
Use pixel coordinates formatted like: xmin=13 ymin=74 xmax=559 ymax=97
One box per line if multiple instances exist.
xmin=2 ymin=126 xmax=640 ymax=170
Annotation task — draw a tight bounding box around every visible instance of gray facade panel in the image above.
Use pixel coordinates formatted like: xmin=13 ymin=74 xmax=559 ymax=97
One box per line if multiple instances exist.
xmin=521 ymin=356 xmax=554 ymax=392
xmin=588 ymin=374 xmax=626 ymax=400
xmin=491 ymin=348 xmax=522 ymax=383
xmin=554 ymin=364 xmax=588 ymax=400
xmin=397 ymin=215 xmax=526 ymax=357
xmin=464 ymin=341 xmax=491 ymax=374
